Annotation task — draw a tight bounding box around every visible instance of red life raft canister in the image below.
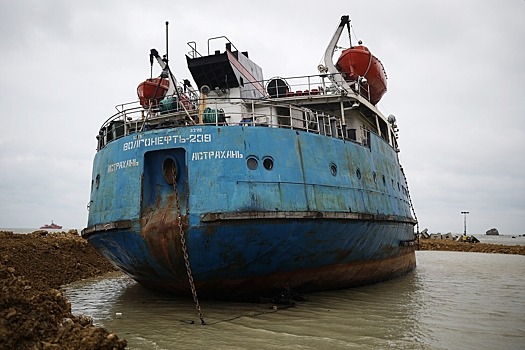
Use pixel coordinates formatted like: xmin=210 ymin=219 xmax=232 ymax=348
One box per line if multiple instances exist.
xmin=137 ymin=78 xmax=169 ymax=108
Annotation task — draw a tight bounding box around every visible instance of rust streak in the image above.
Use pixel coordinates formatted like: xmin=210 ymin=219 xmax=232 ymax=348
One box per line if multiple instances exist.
xmin=140 ymin=191 xmax=188 ymax=287
xmin=137 ymin=250 xmax=416 ymax=299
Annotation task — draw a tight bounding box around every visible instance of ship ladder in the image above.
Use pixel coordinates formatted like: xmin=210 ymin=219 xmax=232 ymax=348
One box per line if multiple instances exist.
xmin=171 ymin=167 xmax=206 ymax=325
xmin=400 ymin=166 xmax=420 ymax=246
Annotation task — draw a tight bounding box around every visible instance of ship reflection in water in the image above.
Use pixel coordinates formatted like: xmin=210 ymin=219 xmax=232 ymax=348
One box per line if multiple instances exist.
xmin=64 ymin=251 xmax=525 ymax=350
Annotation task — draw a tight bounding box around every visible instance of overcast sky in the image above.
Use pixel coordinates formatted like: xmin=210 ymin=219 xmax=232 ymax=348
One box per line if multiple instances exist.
xmin=0 ymin=0 xmax=524 ymax=235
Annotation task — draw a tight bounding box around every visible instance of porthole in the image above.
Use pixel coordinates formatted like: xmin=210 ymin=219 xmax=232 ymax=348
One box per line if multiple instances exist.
xmin=95 ymin=174 xmax=100 ymax=189
xmin=247 ymin=156 xmax=258 ymax=170
xmin=162 ymin=157 xmax=178 ymax=185
xmin=397 ymin=182 xmax=400 ymax=191
xmin=382 ymin=175 xmax=386 ymax=186
xmin=356 ymin=168 xmax=362 ymax=179
xmin=373 ymin=172 xmax=377 ymax=183
xmin=330 ymin=163 xmax=337 ymax=176
xmin=263 ymin=157 xmax=274 ymax=170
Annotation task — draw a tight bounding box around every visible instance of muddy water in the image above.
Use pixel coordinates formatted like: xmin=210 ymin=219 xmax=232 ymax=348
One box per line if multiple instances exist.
xmin=64 ymin=251 xmax=525 ymax=349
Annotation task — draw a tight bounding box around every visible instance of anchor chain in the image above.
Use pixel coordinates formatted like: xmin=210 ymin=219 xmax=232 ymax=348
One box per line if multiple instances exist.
xmin=171 ymin=167 xmax=205 ymax=325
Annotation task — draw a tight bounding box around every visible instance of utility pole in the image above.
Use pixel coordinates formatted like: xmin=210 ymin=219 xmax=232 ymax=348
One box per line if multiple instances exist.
xmin=461 ymin=211 xmax=470 ymax=235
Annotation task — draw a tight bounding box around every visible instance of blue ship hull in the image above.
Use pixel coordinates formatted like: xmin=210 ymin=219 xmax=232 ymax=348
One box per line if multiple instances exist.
xmin=84 ymin=126 xmax=416 ymax=298
xmin=84 ymin=19 xmax=417 ymax=298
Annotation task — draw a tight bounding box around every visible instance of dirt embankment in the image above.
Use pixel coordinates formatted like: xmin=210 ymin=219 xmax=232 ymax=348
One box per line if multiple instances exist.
xmin=0 ymin=230 xmax=126 ymax=350
xmin=418 ymin=238 xmax=525 ymax=255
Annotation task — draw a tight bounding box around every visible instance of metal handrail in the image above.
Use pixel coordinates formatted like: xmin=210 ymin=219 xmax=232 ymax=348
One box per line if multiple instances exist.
xmin=96 ymin=72 xmax=380 ymax=150
xmin=96 ymin=95 xmax=359 ymax=150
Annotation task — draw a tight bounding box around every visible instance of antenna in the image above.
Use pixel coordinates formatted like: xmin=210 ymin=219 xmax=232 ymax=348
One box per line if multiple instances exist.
xmin=165 ymin=21 xmax=169 ymax=63
xmin=346 ymin=19 xmax=352 ymax=47
xmin=149 ymin=51 xmax=154 ymax=78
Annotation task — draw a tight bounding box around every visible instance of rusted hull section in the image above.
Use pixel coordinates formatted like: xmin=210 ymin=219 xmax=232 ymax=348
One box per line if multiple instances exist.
xmin=85 ymin=215 xmax=416 ymax=298
xmin=145 ymin=250 xmax=417 ymax=298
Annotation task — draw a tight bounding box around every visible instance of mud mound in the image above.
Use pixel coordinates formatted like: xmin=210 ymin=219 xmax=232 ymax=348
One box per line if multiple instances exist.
xmin=419 ymin=239 xmax=525 ymax=255
xmin=0 ymin=231 xmax=117 ymax=291
xmin=0 ymin=262 xmax=127 ymax=349
xmin=0 ymin=231 xmax=126 ymax=349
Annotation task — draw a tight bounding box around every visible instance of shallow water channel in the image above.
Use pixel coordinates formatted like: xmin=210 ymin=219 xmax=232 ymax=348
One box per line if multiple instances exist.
xmin=64 ymin=251 xmax=525 ymax=349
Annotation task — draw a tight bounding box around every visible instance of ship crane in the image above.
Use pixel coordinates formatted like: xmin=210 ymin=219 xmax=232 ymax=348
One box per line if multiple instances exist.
xmin=149 ymin=48 xmax=197 ymax=124
xmin=319 ymin=15 xmax=354 ymax=94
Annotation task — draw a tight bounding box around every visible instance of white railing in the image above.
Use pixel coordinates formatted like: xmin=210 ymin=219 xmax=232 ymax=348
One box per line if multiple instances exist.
xmin=96 ymin=74 xmax=372 ymax=150
xmin=97 ymin=97 xmax=359 ymax=151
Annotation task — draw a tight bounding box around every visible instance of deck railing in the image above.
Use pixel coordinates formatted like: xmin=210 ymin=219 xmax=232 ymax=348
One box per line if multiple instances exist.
xmin=97 ymin=74 xmax=372 ymax=150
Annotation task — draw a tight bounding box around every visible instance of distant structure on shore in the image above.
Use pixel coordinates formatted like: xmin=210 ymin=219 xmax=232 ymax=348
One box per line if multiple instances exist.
xmin=418 ymin=228 xmax=479 ymax=243
xmin=486 ymin=228 xmax=499 ymax=236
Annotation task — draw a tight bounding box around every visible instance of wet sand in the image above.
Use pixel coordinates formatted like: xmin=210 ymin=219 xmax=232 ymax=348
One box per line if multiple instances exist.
xmin=418 ymin=238 xmax=525 ymax=255
xmin=1 ymin=230 xmax=523 ymax=349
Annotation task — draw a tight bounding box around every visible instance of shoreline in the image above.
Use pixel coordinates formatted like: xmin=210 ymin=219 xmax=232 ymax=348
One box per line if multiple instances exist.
xmin=1 ymin=230 xmax=524 ymax=349
xmin=418 ymin=238 xmax=525 ymax=255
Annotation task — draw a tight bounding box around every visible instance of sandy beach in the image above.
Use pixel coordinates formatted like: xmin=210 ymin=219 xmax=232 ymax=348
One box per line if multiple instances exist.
xmin=1 ymin=230 xmax=524 ymax=349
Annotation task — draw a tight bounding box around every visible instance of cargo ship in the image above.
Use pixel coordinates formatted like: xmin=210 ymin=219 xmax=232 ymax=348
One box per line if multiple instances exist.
xmin=82 ymin=15 xmax=418 ymax=301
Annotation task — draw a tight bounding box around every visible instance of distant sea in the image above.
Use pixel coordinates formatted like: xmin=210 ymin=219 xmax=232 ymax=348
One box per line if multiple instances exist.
xmin=476 ymin=234 xmax=525 ymax=246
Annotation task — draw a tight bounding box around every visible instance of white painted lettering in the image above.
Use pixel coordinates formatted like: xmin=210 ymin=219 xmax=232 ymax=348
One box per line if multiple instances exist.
xmin=123 ymin=133 xmax=212 ymax=151
xmin=107 ymin=159 xmax=139 ymax=172
xmin=190 ymin=150 xmax=244 ymax=161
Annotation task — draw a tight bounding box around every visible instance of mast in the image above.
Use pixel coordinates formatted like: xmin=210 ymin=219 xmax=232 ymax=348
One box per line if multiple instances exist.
xmin=165 ymin=21 xmax=169 ymax=63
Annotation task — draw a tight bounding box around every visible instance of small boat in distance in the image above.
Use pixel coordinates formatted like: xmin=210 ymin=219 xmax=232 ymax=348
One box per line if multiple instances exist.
xmin=40 ymin=221 xmax=62 ymax=229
